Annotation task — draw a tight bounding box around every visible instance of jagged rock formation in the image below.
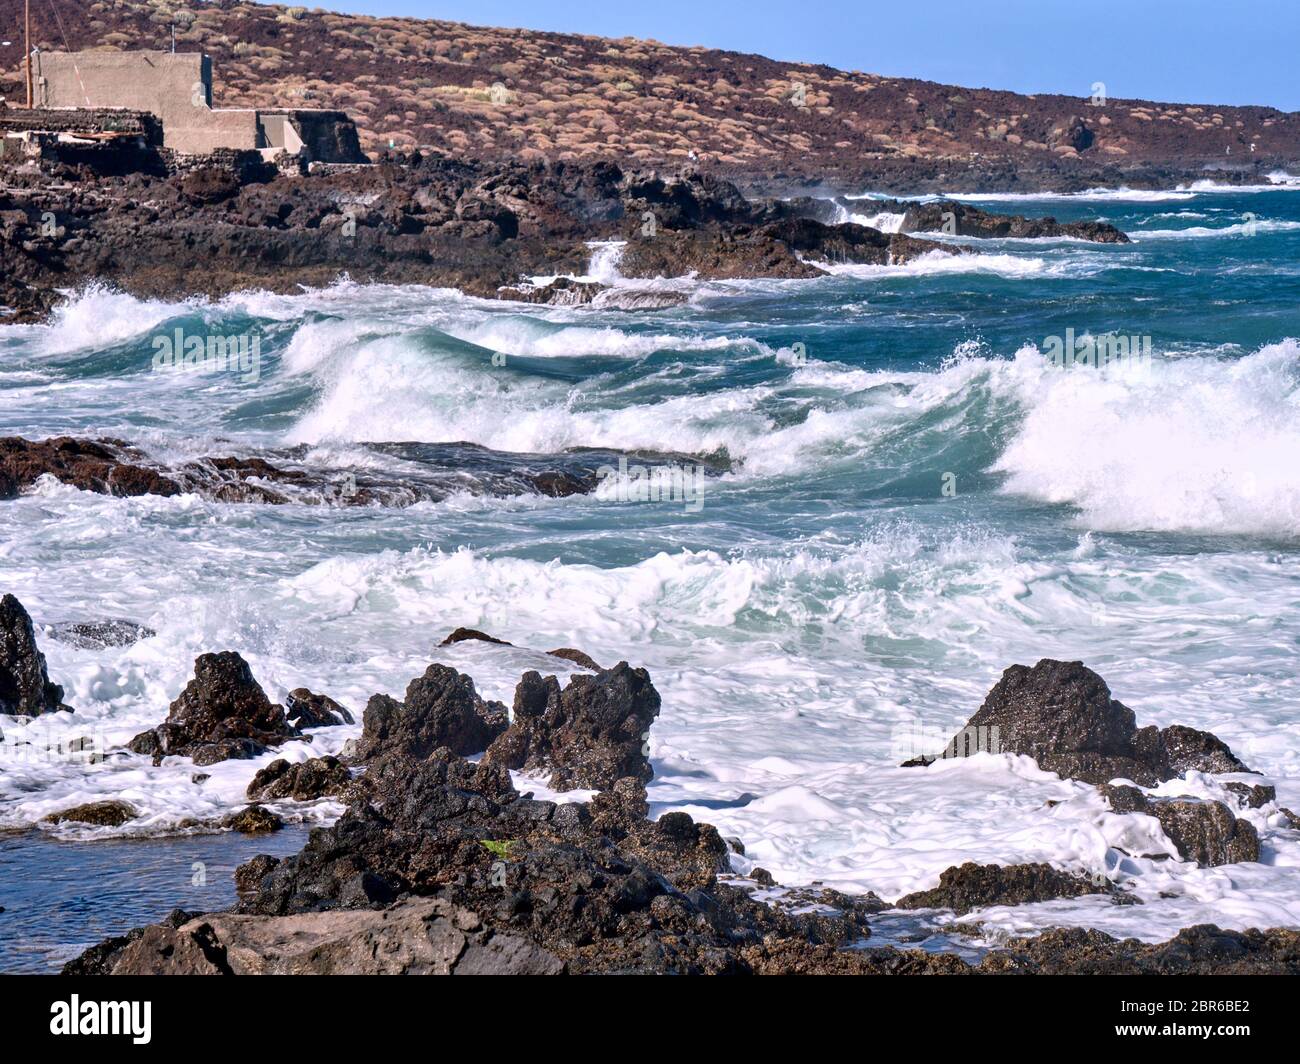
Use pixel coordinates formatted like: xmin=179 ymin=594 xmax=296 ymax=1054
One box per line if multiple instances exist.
xmin=283 ymin=690 xmax=355 ymax=729
xmin=66 ymin=654 xmax=1300 ymax=974
xmin=246 ymin=757 xmax=352 ymax=803
xmin=356 ymin=664 xmax=508 ymax=762
xmin=127 ymin=651 xmax=299 ymax=766
xmin=0 ymin=593 xmax=71 ymax=716
xmin=907 ymin=659 xmax=1251 ymax=786
xmin=485 ymin=664 xmax=660 ymax=790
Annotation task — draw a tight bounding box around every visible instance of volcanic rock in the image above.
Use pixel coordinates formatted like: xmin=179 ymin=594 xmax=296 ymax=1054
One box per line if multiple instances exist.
xmin=893 ymin=862 xmax=1115 ymax=915
xmin=2 ymin=436 xmax=718 ymax=509
xmin=43 ymin=800 xmax=138 ymax=827
xmin=74 ymin=729 xmax=1300 ymax=974
xmin=485 ymin=662 xmax=660 ymax=789
xmin=1223 ymin=781 xmax=1276 ymax=810
xmin=225 ymin=804 xmax=285 ymax=834
xmin=90 ymin=898 xmax=565 ymax=975
xmin=908 ymin=659 xmax=1250 ymax=786
xmin=899 ymin=200 xmax=1129 ymax=242
xmin=977 ymin=924 xmax=1300 ymax=975
xmin=246 ymin=756 xmax=352 ymax=802
xmin=356 ymin=664 xmax=508 ymax=761
xmin=547 ymin=647 xmax=602 ymax=671
xmin=0 ymin=436 xmax=180 ymax=499
xmin=44 ymin=619 xmax=156 ymax=650
xmin=438 ymin=628 xmax=513 ymax=648
xmin=1100 ymin=785 xmax=1260 ymax=867
xmin=127 ymin=651 xmax=299 ymax=766
xmin=284 ymin=689 xmax=355 ymax=728
xmin=0 ymin=593 xmax=71 ymax=715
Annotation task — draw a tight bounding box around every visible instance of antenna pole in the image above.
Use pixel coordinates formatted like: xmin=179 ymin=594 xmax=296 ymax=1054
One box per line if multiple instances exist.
xmin=25 ymin=0 xmax=33 ymax=108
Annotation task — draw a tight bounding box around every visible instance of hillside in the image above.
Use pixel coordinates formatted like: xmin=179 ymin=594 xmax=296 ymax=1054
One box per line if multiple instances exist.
xmin=2 ymin=0 xmax=1299 ymax=188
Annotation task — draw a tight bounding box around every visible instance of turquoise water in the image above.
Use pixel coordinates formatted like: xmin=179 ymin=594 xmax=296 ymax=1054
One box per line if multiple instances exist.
xmin=1 ymin=181 xmax=1299 ymax=966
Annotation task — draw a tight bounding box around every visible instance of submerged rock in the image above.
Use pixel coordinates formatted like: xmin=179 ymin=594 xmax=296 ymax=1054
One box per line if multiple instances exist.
xmin=899 ymin=200 xmax=1130 ymax=242
xmin=496 ymin=276 xmax=606 ymax=306
xmin=1223 ymin=781 xmax=1276 ymax=810
xmin=485 ymin=662 xmax=660 ymax=789
xmin=547 ymin=647 xmax=602 ymax=671
xmin=127 ymin=651 xmax=299 ymax=766
xmin=438 ymin=628 xmax=513 ymax=648
xmin=906 ymin=659 xmax=1250 ymax=786
xmin=0 ymin=593 xmax=71 ymax=716
xmin=44 ymin=619 xmax=156 ymax=650
xmin=436 ymin=629 xmax=602 ymax=672
xmin=225 ymin=805 xmax=285 ymax=834
xmin=43 ymin=800 xmax=138 ymax=827
xmin=893 ymin=862 xmax=1116 ymax=915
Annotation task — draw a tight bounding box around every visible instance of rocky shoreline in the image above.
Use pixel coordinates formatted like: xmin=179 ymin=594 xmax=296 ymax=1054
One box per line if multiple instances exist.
xmin=3 ymin=594 xmax=1295 ymax=974
xmin=0 ymin=141 xmax=1167 ymax=324
xmin=0 ymin=435 xmax=731 ymax=508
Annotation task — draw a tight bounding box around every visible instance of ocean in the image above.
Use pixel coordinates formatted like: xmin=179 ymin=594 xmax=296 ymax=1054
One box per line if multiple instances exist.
xmin=2 ymin=180 xmax=1299 ymax=971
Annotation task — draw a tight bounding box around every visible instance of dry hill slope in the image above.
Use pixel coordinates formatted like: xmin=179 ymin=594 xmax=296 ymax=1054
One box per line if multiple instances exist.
xmin=1 ymin=0 xmax=1298 ymax=189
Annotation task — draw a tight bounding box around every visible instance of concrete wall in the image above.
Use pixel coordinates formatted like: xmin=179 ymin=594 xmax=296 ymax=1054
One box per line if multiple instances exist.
xmin=171 ymin=108 xmax=260 ymax=156
xmin=261 ymin=110 xmax=366 ymax=163
xmin=31 ymin=51 xmax=366 ymax=162
xmin=33 ymin=51 xmax=233 ymax=152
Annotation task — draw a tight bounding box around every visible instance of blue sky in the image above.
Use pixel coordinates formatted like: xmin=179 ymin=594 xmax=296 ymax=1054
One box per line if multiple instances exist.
xmin=304 ymin=0 xmax=1300 ymax=111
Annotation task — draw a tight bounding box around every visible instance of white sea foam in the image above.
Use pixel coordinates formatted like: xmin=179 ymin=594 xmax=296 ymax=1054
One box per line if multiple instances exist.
xmin=810 ymin=249 xmax=1056 ymax=278
xmin=3 ymin=484 xmax=1299 ymax=939
xmin=848 ymin=210 xmax=905 ymax=233
xmin=1132 ymin=219 xmax=1300 ymax=240
xmin=38 ymin=284 xmax=200 ymax=355
xmin=991 ymin=339 xmax=1300 ymax=537
xmin=948 ymin=187 xmax=1197 ymax=203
